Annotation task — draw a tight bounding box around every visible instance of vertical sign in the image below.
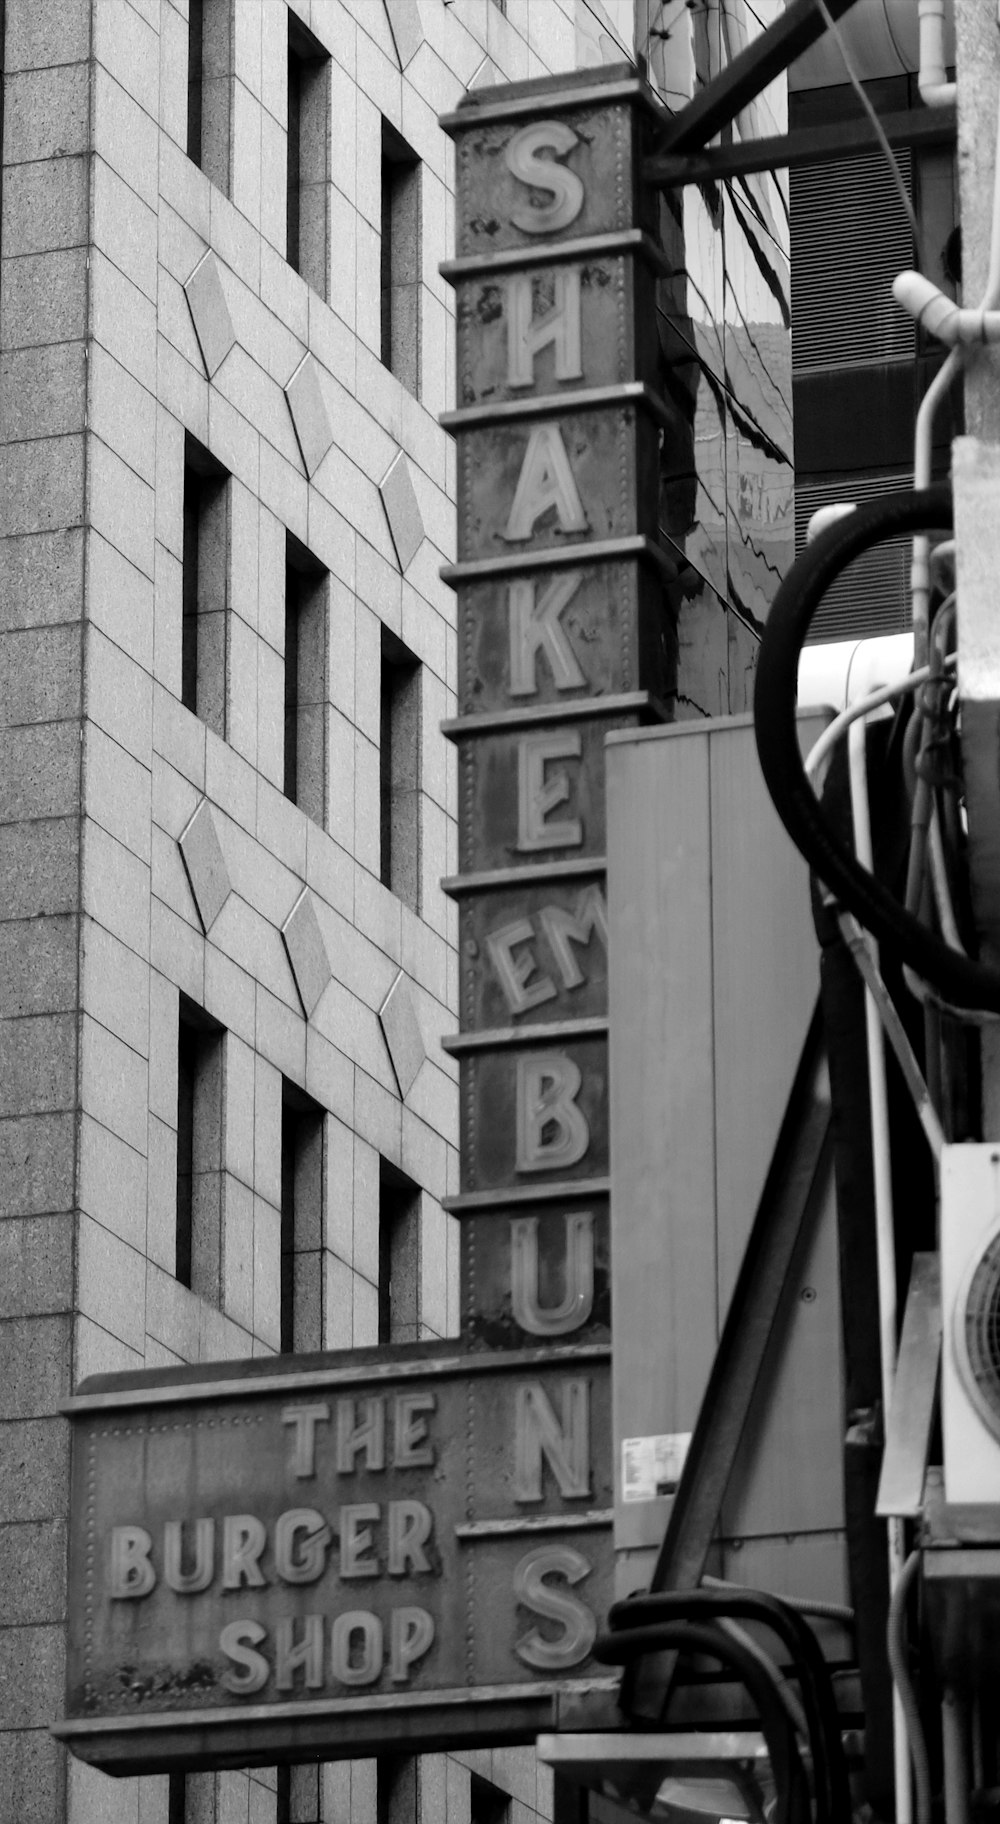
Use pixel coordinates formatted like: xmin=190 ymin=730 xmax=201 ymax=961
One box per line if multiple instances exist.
xmin=439 ymin=59 xmax=674 ymax=1588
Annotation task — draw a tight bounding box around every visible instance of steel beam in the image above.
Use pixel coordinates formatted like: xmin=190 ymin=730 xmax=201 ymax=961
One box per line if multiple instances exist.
xmin=651 ymin=0 xmax=865 ymax=155
xmin=644 ymin=106 xmax=956 ymax=187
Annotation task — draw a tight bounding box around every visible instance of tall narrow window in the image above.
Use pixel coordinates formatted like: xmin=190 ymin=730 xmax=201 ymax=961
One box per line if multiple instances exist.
xmin=380 ymin=629 xmax=421 ymax=910
xmin=470 ymin=1775 xmax=512 ymax=1824
xmin=182 ymin=436 xmax=230 ymax=736
xmin=284 ymin=535 xmax=328 ymax=821
xmin=281 ymin=1083 xmax=324 ymax=1353
xmin=287 ymin=14 xmax=330 ymax=295
xmin=167 ymin=1772 xmax=216 ymax=1824
xmin=186 ymin=0 xmax=231 ymax=193
xmin=186 ymin=0 xmax=204 ymax=166
xmin=378 ymin=1161 xmax=420 ymax=1345
xmin=377 ymin=1756 xmax=418 ymax=1824
xmin=277 ymin=1764 xmax=323 ymax=1824
xmin=175 ymin=1001 xmax=225 ymax=1303
xmin=380 ymin=122 xmax=421 ymax=395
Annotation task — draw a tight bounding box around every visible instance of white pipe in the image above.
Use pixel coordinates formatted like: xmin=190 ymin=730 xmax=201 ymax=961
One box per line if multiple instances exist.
xmin=847 ymin=719 xmax=913 ymax=1824
xmin=917 ymin=0 xmax=955 ymax=106
xmin=894 ymin=271 xmax=1000 ymax=346
xmin=910 ymin=42 xmax=1000 ymax=659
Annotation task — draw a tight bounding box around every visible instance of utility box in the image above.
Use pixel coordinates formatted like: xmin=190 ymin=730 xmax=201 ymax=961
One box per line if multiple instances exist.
xmin=607 ymin=712 xmax=848 ymax=1608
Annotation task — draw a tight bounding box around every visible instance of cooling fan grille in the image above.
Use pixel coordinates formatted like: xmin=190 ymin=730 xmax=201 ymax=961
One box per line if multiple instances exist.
xmin=960 ymin=1230 xmax=1000 ymax=1437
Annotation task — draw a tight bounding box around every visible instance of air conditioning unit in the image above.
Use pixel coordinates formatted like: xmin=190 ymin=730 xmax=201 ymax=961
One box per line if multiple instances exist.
xmin=941 ymin=1144 xmax=1000 ymax=1507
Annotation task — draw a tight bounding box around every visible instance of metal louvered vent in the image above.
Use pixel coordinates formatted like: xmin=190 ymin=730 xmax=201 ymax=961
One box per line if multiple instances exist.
xmin=790 ymin=150 xmax=916 ymax=371
xmin=959 ymin=1230 xmax=1000 ymax=1439
xmin=796 ymin=473 xmax=911 ymax=643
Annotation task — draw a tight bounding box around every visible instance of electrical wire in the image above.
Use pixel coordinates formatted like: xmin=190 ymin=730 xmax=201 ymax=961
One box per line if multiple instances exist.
xmin=836 ymin=911 xmax=946 ymax=1161
xmin=603 ymin=1588 xmax=852 ymax=1824
xmin=803 ymin=659 xmax=955 ymax=789
xmin=754 ymin=486 xmax=1000 ymax=1012
xmin=596 ymin=1619 xmax=811 ymax=1824
xmin=700 ymin=1573 xmax=854 ymax=1627
xmin=887 ymin=1551 xmax=933 ymax=1824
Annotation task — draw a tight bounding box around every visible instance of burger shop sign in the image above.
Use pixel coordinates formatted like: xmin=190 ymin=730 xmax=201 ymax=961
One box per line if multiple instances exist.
xmin=54 ymin=65 xmax=672 ymax=1775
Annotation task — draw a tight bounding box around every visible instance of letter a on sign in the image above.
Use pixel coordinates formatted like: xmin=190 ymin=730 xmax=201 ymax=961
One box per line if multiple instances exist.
xmin=503 ymin=424 xmax=588 ymax=543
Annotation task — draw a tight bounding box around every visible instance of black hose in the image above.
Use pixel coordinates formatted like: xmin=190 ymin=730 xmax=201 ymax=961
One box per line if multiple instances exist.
xmin=594 ymin=1618 xmax=811 ymax=1824
xmin=606 ymin=1588 xmax=850 ymax=1824
xmin=753 ymin=486 xmax=1000 ymax=1012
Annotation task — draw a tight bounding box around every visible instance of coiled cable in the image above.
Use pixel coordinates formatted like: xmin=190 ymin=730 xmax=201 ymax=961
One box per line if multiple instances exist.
xmin=754 ymin=486 xmax=1000 ymax=1013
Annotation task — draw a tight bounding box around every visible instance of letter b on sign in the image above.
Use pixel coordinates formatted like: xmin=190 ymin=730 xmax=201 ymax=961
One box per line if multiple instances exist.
xmin=516 ymin=1051 xmax=589 ymax=1173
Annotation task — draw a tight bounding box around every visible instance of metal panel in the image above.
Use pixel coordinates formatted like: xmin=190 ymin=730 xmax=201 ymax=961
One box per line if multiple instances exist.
xmin=607 ymin=726 xmax=717 ymax=1564
xmin=608 ymin=714 xmax=846 ymax=1599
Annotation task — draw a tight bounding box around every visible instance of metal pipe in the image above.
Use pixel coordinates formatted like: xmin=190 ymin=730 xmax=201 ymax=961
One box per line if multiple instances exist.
xmin=847 ymin=719 xmax=913 ymax=1824
xmin=942 ymin=1686 xmax=971 ymax=1824
xmin=918 ymin=0 xmax=956 ymax=106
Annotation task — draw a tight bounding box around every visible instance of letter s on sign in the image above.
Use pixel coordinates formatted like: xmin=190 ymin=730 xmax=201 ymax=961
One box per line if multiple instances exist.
xmin=505 ymin=122 xmax=584 ymax=235
xmin=512 ymin=1543 xmax=596 ymax=1670
xmin=220 ymin=1620 xmax=269 ymax=1695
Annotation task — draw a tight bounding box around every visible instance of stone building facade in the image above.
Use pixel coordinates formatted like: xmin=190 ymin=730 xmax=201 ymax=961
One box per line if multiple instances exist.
xmin=0 ymin=2 xmax=634 ymax=1820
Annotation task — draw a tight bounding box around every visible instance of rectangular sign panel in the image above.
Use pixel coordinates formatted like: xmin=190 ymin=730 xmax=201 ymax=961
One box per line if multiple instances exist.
xmin=456 ymin=562 xmax=672 ymax=716
xmin=462 ymin=1198 xmax=611 ymax=1353
xmin=56 ymin=1346 xmax=612 ymax=1773
xmin=459 ymin=877 xmax=609 ymax=1030
xmin=460 ymin=1037 xmax=609 ymax=1193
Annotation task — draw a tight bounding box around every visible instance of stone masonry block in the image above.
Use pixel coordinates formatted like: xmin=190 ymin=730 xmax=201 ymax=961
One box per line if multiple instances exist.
xmin=179 ymin=796 xmax=232 ymax=932
xmin=281 ymin=888 xmax=332 ymax=1019
xmin=0 ymin=435 xmax=84 ymax=538
xmin=0 ymin=342 xmax=87 ymax=444
xmin=378 ymin=969 xmax=426 ymax=1100
xmin=284 ymin=352 xmax=334 ymax=479
xmin=2 ymin=156 xmax=89 ymax=259
xmin=0 ymin=1518 xmax=67 ymax=1627
xmin=2 ymin=65 xmax=89 ymax=167
xmin=1 ymin=1416 xmax=69 ymax=1524
xmin=0 ymin=1112 xmax=75 ymax=1219
xmin=0 ymin=247 xmax=88 ymax=353
xmin=0 ymin=1314 xmax=73 ymax=1419
xmin=380 ymin=450 xmax=424 ymax=572
xmin=0 ymin=915 xmax=76 ymax=1020
xmin=0 ymin=1215 xmax=74 ymax=1319
xmin=0 ymin=819 xmax=79 ymax=922
xmin=184 ymin=250 xmax=237 ymax=379
xmin=0 ymin=1721 xmax=66 ymax=1824
xmin=0 ymin=1014 xmax=76 ymax=1118
xmin=0 ymin=625 xmax=81 ymax=725
xmin=385 ymin=0 xmax=424 ymax=68
xmin=0 ymin=1622 xmax=65 ymax=1728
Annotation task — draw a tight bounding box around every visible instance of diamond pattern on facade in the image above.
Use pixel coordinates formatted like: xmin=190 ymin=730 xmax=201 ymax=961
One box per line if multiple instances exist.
xmin=285 ymin=353 xmax=335 ymax=479
xmin=184 ymin=251 xmax=237 ymax=378
xmin=281 ymin=888 xmax=333 ymax=1019
xmin=384 ymin=0 xmax=423 ymax=68
xmin=179 ymin=798 xmax=232 ymax=932
xmin=378 ymin=969 xmax=427 ymax=1099
xmin=380 ymin=450 xmax=425 ymax=573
